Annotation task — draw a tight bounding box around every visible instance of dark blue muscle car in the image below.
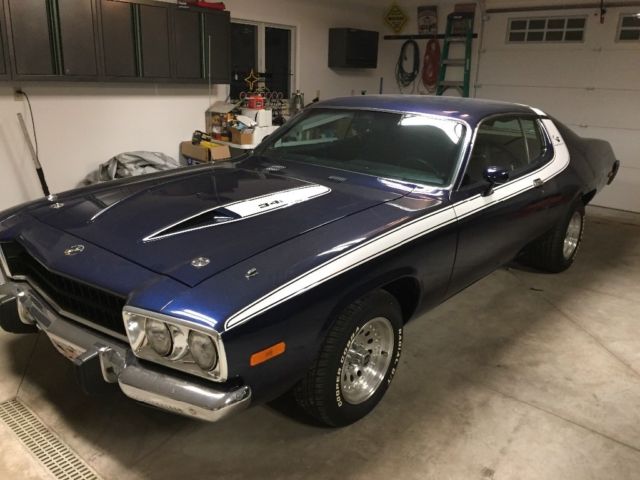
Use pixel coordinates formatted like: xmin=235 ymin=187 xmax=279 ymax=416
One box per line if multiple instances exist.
xmin=0 ymin=96 xmax=619 ymax=426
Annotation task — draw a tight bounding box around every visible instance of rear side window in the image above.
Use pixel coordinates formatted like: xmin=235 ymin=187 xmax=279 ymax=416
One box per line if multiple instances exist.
xmin=463 ymin=116 xmax=547 ymax=186
xmin=478 ymin=117 xmax=529 ymax=170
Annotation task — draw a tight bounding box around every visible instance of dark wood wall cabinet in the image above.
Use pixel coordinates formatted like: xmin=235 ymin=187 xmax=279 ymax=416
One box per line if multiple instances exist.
xmin=59 ymin=0 xmax=100 ymax=77
xmin=101 ymin=0 xmax=137 ymax=78
xmin=173 ymin=9 xmax=202 ymax=80
xmin=0 ymin=0 xmax=230 ymax=84
xmin=0 ymin=0 xmax=8 ymax=78
xmin=139 ymin=4 xmax=171 ymax=78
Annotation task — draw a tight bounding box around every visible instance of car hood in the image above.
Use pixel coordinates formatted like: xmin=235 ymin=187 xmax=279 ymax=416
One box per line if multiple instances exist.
xmin=26 ymin=163 xmax=408 ymax=286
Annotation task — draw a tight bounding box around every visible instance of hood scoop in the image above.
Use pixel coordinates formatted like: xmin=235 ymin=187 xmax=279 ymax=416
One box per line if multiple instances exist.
xmin=144 ymin=184 xmax=331 ymax=242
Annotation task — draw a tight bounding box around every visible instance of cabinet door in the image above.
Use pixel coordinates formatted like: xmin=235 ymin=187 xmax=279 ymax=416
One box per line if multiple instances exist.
xmin=203 ymin=10 xmax=230 ymax=84
xmin=173 ymin=9 xmax=202 ymax=80
xmin=58 ymin=0 xmax=99 ymax=76
xmin=139 ymin=4 xmax=171 ymax=78
xmin=0 ymin=1 xmax=7 ymax=77
xmin=7 ymin=0 xmax=56 ymax=76
xmin=100 ymin=0 xmax=137 ymax=77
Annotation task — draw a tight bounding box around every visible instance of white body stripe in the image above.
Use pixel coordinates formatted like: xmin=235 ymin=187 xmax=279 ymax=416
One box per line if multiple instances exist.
xmin=529 ymin=107 xmax=547 ymax=117
xmin=225 ymin=207 xmax=457 ymax=330
xmin=224 ymin=119 xmax=570 ymax=331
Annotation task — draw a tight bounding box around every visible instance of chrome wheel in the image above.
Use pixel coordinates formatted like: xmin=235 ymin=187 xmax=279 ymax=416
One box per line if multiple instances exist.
xmin=340 ymin=317 xmax=394 ymax=405
xmin=563 ymin=211 xmax=583 ymax=260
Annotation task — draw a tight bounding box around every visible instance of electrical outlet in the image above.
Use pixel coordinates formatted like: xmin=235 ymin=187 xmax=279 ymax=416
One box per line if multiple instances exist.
xmin=14 ymin=89 xmax=24 ymax=101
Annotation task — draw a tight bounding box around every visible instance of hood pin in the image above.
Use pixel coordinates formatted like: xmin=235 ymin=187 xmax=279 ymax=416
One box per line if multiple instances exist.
xmin=191 ymin=257 xmax=210 ymax=268
xmin=245 ymin=267 xmax=259 ymax=279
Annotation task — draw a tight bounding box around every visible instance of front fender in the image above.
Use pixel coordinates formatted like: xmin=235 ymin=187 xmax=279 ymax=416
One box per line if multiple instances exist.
xmin=219 ymin=262 xmax=424 ymax=404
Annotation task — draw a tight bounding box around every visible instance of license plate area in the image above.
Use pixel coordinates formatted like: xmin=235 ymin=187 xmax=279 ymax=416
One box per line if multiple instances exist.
xmin=47 ymin=333 xmax=86 ymax=361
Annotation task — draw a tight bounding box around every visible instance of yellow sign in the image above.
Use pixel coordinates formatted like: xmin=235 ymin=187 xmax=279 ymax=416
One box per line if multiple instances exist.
xmin=385 ymin=3 xmax=408 ymax=33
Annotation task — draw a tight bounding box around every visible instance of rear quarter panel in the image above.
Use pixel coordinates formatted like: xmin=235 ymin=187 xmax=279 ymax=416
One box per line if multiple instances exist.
xmin=552 ymin=119 xmax=618 ymax=196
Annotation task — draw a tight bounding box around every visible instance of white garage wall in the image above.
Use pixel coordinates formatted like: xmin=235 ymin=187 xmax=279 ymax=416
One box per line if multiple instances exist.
xmin=0 ymin=0 xmax=383 ymax=211
xmin=0 ymin=83 xmax=227 ymax=211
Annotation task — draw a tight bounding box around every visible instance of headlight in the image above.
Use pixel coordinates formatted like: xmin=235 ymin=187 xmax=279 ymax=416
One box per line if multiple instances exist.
xmin=144 ymin=318 xmax=172 ymax=357
xmin=188 ymin=331 xmax=218 ymax=371
xmin=122 ymin=307 xmax=227 ymax=382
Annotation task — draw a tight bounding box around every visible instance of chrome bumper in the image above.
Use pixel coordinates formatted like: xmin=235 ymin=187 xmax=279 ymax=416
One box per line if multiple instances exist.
xmin=0 ymin=281 xmax=251 ymax=422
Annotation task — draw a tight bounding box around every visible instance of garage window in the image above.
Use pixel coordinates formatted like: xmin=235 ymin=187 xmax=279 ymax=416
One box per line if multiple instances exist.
xmin=230 ymin=20 xmax=295 ymax=100
xmin=618 ymin=14 xmax=640 ymax=41
xmin=507 ymin=16 xmax=586 ymax=43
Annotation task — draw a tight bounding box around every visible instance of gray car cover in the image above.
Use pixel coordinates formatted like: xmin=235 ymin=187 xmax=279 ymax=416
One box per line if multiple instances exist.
xmin=80 ymin=151 xmax=181 ymax=186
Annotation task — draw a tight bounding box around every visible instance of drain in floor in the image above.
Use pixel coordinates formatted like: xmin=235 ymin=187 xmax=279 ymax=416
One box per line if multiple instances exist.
xmin=0 ymin=399 xmax=100 ymax=480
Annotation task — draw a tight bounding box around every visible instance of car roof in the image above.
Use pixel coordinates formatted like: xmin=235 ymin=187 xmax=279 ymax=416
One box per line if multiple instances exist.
xmin=311 ymin=95 xmax=539 ymax=126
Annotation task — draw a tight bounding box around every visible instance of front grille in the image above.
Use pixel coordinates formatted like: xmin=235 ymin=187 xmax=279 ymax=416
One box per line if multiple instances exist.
xmin=1 ymin=241 xmax=126 ymax=336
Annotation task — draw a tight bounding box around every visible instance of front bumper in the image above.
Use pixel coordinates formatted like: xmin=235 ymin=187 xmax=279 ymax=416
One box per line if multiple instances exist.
xmin=0 ymin=281 xmax=251 ymax=422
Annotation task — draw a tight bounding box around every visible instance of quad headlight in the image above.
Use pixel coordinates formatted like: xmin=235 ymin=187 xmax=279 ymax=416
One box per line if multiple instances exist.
xmin=188 ymin=331 xmax=218 ymax=371
xmin=123 ymin=307 xmax=226 ymax=381
xmin=144 ymin=318 xmax=173 ymax=357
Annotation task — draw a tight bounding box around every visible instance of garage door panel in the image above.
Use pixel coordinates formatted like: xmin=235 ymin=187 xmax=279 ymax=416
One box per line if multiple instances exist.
xmin=477 ymin=85 xmax=590 ymax=125
xmin=478 ymin=49 xmax=596 ymax=87
xmin=572 ymin=90 xmax=640 ymax=130
xmin=574 ymin=126 xmax=640 ymax=170
xmin=479 ymin=85 xmax=640 ymax=132
xmin=592 ymin=166 xmax=640 ymax=212
xmin=592 ymin=49 xmax=640 ymax=91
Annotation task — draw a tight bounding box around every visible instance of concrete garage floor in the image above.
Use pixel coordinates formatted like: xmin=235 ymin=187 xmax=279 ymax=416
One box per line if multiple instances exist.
xmin=1 ymin=205 xmax=639 ymax=480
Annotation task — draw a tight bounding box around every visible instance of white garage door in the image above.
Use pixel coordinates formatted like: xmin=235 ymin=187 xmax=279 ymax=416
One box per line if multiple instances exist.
xmin=475 ymin=6 xmax=640 ymax=212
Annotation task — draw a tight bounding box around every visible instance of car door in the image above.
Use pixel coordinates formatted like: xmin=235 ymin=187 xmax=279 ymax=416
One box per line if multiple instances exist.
xmin=446 ymin=114 xmax=559 ymax=295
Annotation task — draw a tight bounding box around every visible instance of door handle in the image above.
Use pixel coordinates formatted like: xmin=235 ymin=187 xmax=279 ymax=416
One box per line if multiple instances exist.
xmin=533 ymin=178 xmax=544 ymax=188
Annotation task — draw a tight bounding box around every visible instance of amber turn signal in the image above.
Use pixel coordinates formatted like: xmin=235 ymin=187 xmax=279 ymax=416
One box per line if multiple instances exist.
xmin=250 ymin=341 xmax=286 ymax=366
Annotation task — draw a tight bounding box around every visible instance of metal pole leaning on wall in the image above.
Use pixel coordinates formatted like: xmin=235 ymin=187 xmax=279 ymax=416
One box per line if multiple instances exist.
xmin=17 ymin=113 xmax=50 ymax=197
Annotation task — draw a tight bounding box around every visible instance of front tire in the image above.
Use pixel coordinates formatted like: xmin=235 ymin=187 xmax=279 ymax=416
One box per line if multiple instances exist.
xmin=294 ymin=290 xmax=403 ymax=427
xmin=521 ymin=202 xmax=585 ymax=273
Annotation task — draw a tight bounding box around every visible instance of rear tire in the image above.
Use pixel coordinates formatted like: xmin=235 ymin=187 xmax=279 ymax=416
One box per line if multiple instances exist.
xmin=294 ymin=290 xmax=403 ymax=427
xmin=521 ymin=202 xmax=585 ymax=273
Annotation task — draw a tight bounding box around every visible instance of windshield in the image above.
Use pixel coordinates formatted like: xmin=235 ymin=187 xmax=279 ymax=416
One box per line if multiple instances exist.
xmin=257 ymin=108 xmax=467 ymax=187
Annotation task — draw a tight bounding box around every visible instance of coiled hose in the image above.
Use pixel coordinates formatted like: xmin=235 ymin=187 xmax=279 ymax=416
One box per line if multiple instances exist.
xmin=422 ymin=38 xmax=441 ymax=92
xmin=395 ymin=39 xmax=420 ymax=90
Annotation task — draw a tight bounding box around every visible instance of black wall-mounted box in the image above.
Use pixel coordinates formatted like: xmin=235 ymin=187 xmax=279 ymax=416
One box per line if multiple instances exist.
xmin=328 ymin=28 xmax=379 ymax=69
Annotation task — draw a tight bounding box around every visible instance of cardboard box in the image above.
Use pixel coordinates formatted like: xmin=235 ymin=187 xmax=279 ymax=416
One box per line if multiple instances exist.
xmin=206 ymin=101 xmax=240 ymax=134
xmin=180 ymin=141 xmax=231 ymax=163
xmin=231 ymin=127 xmax=254 ymax=146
